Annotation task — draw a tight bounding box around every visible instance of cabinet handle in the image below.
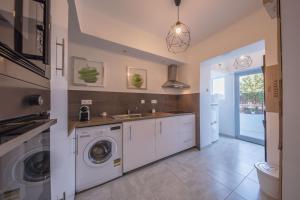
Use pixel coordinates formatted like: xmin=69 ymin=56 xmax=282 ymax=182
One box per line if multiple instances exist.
xmin=75 ymin=134 xmax=78 ymax=155
xmin=129 ymin=126 xmax=132 ymax=141
xmin=79 ymin=134 xmax=90 ymax=138
xmin=56 ymin=38 xmax=65 ymax=76
xmin=160 ymin=121 xmax=162 ymax=134
xmin=72 ymin=137 xmax=76 ymax=154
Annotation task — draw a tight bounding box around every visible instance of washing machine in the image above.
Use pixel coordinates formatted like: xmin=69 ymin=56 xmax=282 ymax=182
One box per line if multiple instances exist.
xmin=76 ymin=124 xmax=122 ymax=192
xmin=0 ymin=131 xmax=51 ymax=200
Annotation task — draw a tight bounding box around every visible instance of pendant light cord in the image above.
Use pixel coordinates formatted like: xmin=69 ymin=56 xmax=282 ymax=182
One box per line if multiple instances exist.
xmin=177 ymin=6 xmax=180 ymax=22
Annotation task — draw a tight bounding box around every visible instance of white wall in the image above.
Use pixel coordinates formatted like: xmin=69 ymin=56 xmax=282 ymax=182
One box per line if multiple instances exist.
xmin=200 ymin=64 xmax=212 ymax=148
xmin=281 ymin=0 xmax=300 ymax=199
xmin=68 ymin=42 xmax=182 ymax=95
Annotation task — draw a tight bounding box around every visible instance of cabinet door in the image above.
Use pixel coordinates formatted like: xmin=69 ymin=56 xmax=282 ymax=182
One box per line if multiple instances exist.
xmin=67 ymin=129 xmax=76 ymax=200
xmin=123 ymin=119 xmax=156 ymax=173
xmin=210 ymin=105 xmax=219 ymax=142
xmin=178 ymin=115 xmax=196 ymax=151
xmin=50 ymin=0 xmax=72 ymax=200
xmin=155 ymin=117 xmax=179 ymax=159
xmin=51 ymin=0 xmax=68 ymax=79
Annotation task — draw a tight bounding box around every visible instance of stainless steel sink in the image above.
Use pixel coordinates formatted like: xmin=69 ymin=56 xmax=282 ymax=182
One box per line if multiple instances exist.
xmin=112 ymin=113 xmax=143 ymax=120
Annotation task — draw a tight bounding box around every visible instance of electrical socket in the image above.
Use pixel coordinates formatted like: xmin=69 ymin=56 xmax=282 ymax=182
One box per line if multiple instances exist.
xmin=151 ymin=100 xmax=158 ymax=104
xmin=81 ymin=99 xmax=92 ymax=105
xmin=140 ymin=99 xmax=145 ymax=104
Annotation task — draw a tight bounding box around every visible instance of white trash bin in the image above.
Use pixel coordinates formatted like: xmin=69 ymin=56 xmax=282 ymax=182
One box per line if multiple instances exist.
xmin=255 ymin=162 xmax=279 ymax=200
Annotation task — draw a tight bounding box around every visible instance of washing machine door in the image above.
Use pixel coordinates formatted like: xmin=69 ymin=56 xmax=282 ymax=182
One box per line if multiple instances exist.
xmin=22 ymin=150 xmax=50 ymax=183
xmin=83 ymin=137 xmax=117 ymax=167
xmin=11 ymin=146 xmax=51 ymax=200
xmin=14 ymin=147 xmax=50 ymax=185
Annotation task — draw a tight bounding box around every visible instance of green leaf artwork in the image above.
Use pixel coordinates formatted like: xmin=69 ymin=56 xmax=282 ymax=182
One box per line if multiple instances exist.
xmin=78 ymin=67 xmax=100 ymax=83
xmin=131 ymin=73 xmax=144 ymax=88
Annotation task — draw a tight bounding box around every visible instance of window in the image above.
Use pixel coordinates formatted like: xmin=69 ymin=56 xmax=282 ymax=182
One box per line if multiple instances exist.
xmin=212 ymin=77 xmax=225 ymax=99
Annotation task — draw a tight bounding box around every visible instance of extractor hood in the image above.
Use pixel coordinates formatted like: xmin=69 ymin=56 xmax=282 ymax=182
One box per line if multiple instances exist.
xmin=162 ymin=64 xmax=190 ymax=89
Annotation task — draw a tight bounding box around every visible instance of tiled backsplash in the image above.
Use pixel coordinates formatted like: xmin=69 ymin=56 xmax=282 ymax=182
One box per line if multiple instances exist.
xmin=68 ymin=90 xmax=182 ymax=119
xmin=68 ymin=90 xmax=200 ymax=147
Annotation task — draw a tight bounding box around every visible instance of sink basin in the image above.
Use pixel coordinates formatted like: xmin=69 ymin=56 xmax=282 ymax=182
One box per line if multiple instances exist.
xmin=112 ymin=113 xmax=143 ymax=120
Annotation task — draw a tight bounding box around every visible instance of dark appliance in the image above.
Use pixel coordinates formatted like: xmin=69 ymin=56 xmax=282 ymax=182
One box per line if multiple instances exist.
xmin=0 ymin=43 xmax=54 ymax=200
xmin=0 ymin=0 xmax=51 ymax=79
xmin=79 ymin=106 xmax=90 ymax=122
xmin=0 ymin=2 xmax=52 ymax=198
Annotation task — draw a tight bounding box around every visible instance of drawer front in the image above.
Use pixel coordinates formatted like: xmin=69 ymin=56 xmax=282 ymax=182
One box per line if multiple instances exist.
xmin=178 ymin=115 xmax=196 ymax=151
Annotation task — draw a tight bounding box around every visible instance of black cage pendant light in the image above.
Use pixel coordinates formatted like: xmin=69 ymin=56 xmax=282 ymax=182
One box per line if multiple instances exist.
xmin=166 ymin=0 xmax=191 ymax=54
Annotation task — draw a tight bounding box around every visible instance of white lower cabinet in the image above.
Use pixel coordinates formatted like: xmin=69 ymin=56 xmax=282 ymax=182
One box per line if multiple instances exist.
xmin=155 ymin=117 xmax=180 ymax=159
xmin=177 ymin=115 xmax=196 ymax=151
xmin=123 ymin=119 xmax=156 ymax=172
xmin=123 ymin=114 xmax=196 ymax=173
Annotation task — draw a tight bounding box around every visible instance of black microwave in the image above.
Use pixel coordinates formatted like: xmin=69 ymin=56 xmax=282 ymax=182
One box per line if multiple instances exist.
xmin=0 ymin=0 xmax=51 ymax=79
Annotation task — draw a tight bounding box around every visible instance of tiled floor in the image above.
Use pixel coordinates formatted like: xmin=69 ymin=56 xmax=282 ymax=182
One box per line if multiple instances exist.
xmin=76 ymin=137 xmax=274 ymax=200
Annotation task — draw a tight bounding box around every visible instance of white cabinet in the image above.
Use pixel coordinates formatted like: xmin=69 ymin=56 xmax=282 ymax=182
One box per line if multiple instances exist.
xmin=123 ymin=115 xmax=196 ymax=173
xmin=177 ymin=115 xmax=196 ymax=151
xmin=155 ymin=117 xmax=180 ymax=159
xmin=51 ymin=0 xmax=68 ymax=79
xmin=123 ymin=119 xmax=156 ymax=173
xmin=66 ymin=130 xmax=76 ymax=199
xmin=50 ymin=0 xmax=74 ymax=199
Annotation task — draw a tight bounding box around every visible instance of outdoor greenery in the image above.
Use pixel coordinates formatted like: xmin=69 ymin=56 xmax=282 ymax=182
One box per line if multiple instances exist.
xmin=240 ymin=73 xmax=264 ymax=114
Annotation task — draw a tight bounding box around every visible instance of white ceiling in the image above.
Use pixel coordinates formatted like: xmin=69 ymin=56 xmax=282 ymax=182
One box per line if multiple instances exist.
xmin=83 ymin=0 xmax=263 ymax=46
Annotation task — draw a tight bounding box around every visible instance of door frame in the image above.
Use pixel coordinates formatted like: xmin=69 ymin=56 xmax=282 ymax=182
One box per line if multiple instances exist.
xmin=234 ymin=67 xmax=265 ymax=145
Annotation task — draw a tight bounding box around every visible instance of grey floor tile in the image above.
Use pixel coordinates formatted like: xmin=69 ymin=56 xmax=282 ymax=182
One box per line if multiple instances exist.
xmin=247 ymin=168 xmax=259 ymax=183
xmin=225 ymin=192 xmax=247 ymax=200
xmin=76 ymin=184 xmax=112 ymax=200
xmin=206 ymin=167 xmax=246 ymax=190
xmin=76 ymin=137 xmax=265 ymax=200
xmin=235 ymin=178 xmax=261 ymax=200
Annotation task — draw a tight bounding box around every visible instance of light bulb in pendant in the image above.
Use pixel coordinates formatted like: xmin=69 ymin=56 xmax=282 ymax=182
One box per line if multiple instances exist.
xmin=175 ymin=27 xmax=182 ymax=34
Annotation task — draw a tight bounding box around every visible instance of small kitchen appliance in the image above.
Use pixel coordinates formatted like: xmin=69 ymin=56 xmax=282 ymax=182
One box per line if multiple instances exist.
xmin=79 ymin=106 xmax=90 ymax=121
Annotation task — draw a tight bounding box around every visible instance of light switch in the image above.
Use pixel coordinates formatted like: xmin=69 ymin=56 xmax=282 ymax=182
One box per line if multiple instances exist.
xmin=151 ymin=100 xmax=158 ymax=104
xmin=81 ymin=99 xmax=92 ymax=105
xmin=140 ymin=99 xmax=145 ymax=104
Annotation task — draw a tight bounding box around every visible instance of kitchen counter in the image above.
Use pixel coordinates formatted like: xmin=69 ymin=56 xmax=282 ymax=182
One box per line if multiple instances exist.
xmin=68 ymin=112 xmax=194 ymax=135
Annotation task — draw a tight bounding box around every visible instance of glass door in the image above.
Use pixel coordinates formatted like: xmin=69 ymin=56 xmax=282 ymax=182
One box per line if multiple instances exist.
xmin=235 ymin=68 xmax=265 ymax=145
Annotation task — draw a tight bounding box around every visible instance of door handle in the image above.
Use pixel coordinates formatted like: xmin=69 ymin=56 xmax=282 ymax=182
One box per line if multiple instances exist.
xmin=262 ymin=119 xmax=266 ymax=129
xmin=75 ymin=134 xmax=78 ymax=155
xmin=56 ymin=38 xmax=65 ymax=76
xmin=79 ymin=134 xmax=90 ymax=138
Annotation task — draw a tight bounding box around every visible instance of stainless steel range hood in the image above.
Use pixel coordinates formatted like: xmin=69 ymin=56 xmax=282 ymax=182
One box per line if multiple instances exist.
xmin=162 ymin=64 xmax=190 ymax=89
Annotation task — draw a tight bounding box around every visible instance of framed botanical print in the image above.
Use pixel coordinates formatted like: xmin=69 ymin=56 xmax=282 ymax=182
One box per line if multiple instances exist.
xmin=73 ymin=57 xmax=105 ymax=87
xmin=127 ymin=67 xmax=147 ymax=90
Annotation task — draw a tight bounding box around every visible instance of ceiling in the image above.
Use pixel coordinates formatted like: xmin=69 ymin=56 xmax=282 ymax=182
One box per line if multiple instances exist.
xmin=83 ymin=0 xmax=263 ymax=46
